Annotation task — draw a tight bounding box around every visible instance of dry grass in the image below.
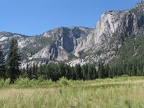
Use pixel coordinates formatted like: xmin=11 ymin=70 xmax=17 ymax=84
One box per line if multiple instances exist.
xmin=0 ymin=76 xmax=144 ymax=108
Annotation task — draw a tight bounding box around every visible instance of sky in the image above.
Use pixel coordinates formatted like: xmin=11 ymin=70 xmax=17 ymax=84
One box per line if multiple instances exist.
xmin=0 ymin=0 xmax=142 ymax=36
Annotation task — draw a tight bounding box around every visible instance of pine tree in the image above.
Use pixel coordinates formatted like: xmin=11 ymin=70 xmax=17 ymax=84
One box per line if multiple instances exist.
xmin=88 ymin=64 xmax=94 ymax=80
xmin=0 ymin=45 xmax=5 ymax=80
xmin=32 ymin=64 xmax=38 ymax=79
xmin=91 ymin=64 xmax=97 ymax=79
xmin=98 ymin=62 xmax=105 ymax=78
xmin=75 ymin=64 xmax=82 ymax=80
xmin=20 ymin=67 xmax=27 ymax=78
xmin=71 ymin=66 xmax=76 ymax=80
xmin=136 ymin=67 xmax=140 ymax=76
xmin=47 ymin=63 xmax=59 ymax=81
xmin=65 ymin=64 xmax=72 ymax=80
xmin=38 ymin=64 xmax=43 ymax=76
xmin=104 ymin=64 xmax=110 ymax=78
xmin=131 ymin=65 xmax=135 ymax=76
xmin=81 ymin=64 xmax=88 ymax=80
xmin=58 ymin=62 xmax=66 ymax=77
xmin=7 ymin=39 xmax=21 ymax=84
xmin=28 ymin=66 xmax=33 ymax=79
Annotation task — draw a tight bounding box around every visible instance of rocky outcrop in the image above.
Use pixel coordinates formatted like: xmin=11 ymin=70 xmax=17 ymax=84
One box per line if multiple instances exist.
xmin=42 ymin=27 xmax=93 ymax=52
xmin=72 ymin=1 xmax=144 ymax=65
xmin=74 ymin=10 xmax=127 ymax=57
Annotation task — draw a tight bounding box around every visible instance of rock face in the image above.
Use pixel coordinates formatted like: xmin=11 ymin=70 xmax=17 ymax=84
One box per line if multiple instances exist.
xmin=72 ymin=1 xmax=144 ymax=65
xmin=74 ymin=10 xmax=127 ymax=57
xmin=1 ymin=1 xmax=144 ymax=67
xmin=42 ymin=27 xmax=93 ymax=52
xmin=0 ymin=27 xmax=93 ymax=67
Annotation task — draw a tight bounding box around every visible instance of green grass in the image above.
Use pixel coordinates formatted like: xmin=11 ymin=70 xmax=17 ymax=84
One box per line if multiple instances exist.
xmin=0 ymin=76 xmax=144 ymax=108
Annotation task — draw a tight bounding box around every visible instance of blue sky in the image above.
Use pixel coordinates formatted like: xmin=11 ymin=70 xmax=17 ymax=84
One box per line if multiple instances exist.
xmin=0 ymin=0 xmax=142 ymax=36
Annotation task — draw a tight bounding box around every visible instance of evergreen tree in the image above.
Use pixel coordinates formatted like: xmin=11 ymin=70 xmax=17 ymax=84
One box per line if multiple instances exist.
xmin=65 ymin=64 xmax=72 ymax=80
xmin=0 ymin=45 xmax=5 ymax=80
xmin=47 ymin=63 xmax=59 ymax=81
xmin=87 ymin=64 xmax=92 ymax=80
xmin=136 ymin=67 xmax=140 ymax=76
xmin=88 ymin=64 xmax=95 ymax=80
xmin=26 ymin=62 xmax=29 ymax=76
xmin=38 ymin=64 xmax=43 ymax=76
xmin=93 ymin=65 xmax=97 ymax=79
xmin=20 ymin=67 xmax=27 ymax=78
xmin=28 ymin=66 xmax=33 ymax=79
xmin=98 ymin=62 xmax=105 ymax=78
xmin=71 ymin=66 xmax=76 ymax=80
xmin=32 ymin=64 xmax=38 ymax=79
xmin=131 ymin=65 xmax=135 ymax=76
xmin=58 ymin=62 xmax=66 ymax=77
xmin=7 ymin=39 xmax=21 ymax=84
xmin=75 ymin=64 xmax=82 ymax=80
xmin=81 ymin=64 xmax=88 ymax=80
xmin=104 ymin=64 xmax=110 ymax=78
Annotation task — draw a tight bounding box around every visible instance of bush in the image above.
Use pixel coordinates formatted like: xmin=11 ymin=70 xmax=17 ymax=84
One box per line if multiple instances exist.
xmin=15 ymin=78 xmax=31 ymax=88
xmin=0 ymin=79 xmax=5 ymax=87
xmin=38 ymin=75 xmax=47 ymax=82
xmin=59 ymin=77 xmax=69 ymax=86
xmin=0 ymin=78 xmax=10 ymax=87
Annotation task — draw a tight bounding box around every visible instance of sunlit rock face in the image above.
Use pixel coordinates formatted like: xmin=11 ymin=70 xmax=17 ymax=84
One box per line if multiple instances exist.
xmin=73 ymin=1 xmax=144 ymax=65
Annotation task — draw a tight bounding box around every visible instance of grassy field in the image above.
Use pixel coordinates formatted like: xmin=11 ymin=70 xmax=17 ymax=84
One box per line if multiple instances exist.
xmin=0 ymin=76 xmax=144 ymax=108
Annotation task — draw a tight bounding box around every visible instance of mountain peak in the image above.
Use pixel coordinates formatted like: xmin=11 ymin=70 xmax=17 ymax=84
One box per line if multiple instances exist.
xmin=135 ymin=1 xmax=144 ymax=9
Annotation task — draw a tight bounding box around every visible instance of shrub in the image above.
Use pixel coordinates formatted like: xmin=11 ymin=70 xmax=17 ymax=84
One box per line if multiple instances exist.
xmin=15 ymin=78 xmax=31 ymax=88
xmin=59 ymin=77 xmax=69 ymax=86
xmin=0 ymin=79 xmax=5 ymax=87
xmin=0 ymin=78 xmax=10 ymax=87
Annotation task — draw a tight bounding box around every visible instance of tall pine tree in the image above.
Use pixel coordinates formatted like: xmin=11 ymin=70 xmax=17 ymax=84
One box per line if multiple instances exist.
xmin=0 ymin=45 xmax=5 ymax=80
xmin=7 ymin=39 xmax=21 ymax=84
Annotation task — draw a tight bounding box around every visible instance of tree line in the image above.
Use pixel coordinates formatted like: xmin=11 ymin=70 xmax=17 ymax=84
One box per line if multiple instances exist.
xmin=0 ymin=39 xmax=144 ymax=83
xmin=21 ymin=60 xmax=144 ymax=81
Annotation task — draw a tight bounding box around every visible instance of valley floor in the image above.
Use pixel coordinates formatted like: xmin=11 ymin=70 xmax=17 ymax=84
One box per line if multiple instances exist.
xmin=0 ymin=76 xmax=144 ymax=108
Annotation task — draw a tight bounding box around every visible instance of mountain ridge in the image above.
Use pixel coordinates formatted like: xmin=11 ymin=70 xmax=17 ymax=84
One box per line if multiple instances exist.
xmin=1 ymin=1 xmax=144 ymax=67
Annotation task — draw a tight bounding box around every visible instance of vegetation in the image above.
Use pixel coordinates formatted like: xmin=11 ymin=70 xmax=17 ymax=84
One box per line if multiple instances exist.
xmin=21 ymin=37 xmax=53 ymax=60
xmin=6 ymin=39 xmax=21 ymax=84
xmin=0 ymin=76 xmax=144 ymax=108
xmin=110 ymin=36 xmax=144 ymax=71
xmin=67 ymin=53 xmax=78 ymax=61
xmin=0 ymin=45 xmax=5 ymax=80
xmin=21 ymin=60 xmax=144 ymax=82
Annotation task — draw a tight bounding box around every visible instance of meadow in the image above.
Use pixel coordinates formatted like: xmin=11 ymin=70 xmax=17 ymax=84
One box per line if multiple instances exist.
xmin=0 ymin=76 xmax=144 ymax=108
